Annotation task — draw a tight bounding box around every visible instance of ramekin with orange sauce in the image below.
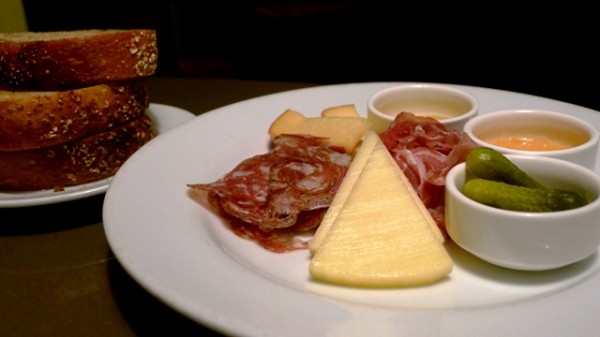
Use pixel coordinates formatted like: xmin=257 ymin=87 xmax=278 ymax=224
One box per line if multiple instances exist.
xmin=464 ymin=109 xmax=600 ymax=169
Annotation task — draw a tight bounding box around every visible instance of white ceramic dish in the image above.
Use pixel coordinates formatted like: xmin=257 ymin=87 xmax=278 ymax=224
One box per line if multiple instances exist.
xmin=446 ymin=154 xmax=600 ymax=271
xmin=463 ymin=109 xmax=600 ymax=169
xmin=367 ymin=83 xmax=479 ymax=133
xmin=103 ymin=83 xmax=600 ymax=337
xmin=0 ymin=103 xmax=195 ymax=208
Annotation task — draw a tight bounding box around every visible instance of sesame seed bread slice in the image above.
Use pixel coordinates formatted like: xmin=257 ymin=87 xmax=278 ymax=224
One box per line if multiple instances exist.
xmin=0 ymin=79 xmax=149 ymax=151
xmin=0 ymin=114 xmax=155 ymax=191
xmin=0 ymin=29 xmax=157 ymax=90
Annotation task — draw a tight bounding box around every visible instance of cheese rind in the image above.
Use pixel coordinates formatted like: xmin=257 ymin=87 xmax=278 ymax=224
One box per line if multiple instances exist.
xmin=309 ymin=137 xmax=452 ymax=288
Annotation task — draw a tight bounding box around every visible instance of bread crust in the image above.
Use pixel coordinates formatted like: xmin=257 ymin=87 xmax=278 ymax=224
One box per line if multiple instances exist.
xmin=0 ymin=114 xmax=155 ymax=191
xmin=0 ymin=79 xmax=149 ymax=151
xmin=0 ymin=29 xmax=158 ymax=90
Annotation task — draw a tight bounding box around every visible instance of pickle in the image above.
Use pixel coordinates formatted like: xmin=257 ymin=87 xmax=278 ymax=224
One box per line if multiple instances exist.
xmin=463 ymin=178 xmax=588 ymax=212
xmin=466 ymin=147 xmax=544 ymax=189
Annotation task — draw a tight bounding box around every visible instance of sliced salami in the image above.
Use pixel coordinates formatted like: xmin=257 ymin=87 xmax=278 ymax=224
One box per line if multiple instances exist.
xmin=189 ymin=134 xmax=352 ymax=252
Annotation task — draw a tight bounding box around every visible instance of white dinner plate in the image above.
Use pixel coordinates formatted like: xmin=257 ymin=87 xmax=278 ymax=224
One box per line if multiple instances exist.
xmin=0 ymin=103 xmax=195 ymax=208
xmin=103 ymin=83 xmax=600 ymax=337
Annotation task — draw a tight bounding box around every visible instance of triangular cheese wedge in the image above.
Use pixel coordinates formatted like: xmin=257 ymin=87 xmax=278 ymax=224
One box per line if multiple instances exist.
xmin=309 ymin=131 xmax=444 ymax=255
xmin=309 ymin=136 xmax=452 ymax=288
xmin=309 ymin=130 xmax=379 ymax=255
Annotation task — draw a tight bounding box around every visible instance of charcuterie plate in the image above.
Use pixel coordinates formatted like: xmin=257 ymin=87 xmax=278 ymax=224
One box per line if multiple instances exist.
xmin=103 ymin=83 xmax=600 ymax=337
xmin=0 ymin=103 xmax=195 ymax=208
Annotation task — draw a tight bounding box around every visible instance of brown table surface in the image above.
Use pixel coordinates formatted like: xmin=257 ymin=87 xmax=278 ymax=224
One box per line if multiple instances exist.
xmin=0 ymin=77 xmax=316 ymax=337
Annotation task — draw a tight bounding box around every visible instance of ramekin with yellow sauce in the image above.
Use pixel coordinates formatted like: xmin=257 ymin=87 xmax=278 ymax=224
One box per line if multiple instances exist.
xmin=367 ymin=83 xmax=479 ymax=133
xmin=464 ymin=109 xmax=600 ymax=169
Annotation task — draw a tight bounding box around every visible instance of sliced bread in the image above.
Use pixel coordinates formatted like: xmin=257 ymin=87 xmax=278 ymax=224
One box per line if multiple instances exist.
xmin=0 ymin=114 xmax=155 ymax=191
xmin=0 ymin=29 xmax=158 ymax=90
xmin=0 ymin=79 xmax=149 ymax=151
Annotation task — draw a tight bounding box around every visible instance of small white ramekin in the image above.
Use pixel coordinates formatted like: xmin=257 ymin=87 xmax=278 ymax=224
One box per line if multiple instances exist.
xmin=463 ymin=109 xmax=600 ymax=169
xmin=367 ymin=83 xmax=479 ymax=133
xmin=445 ymin=154 xmax=600 ymax=271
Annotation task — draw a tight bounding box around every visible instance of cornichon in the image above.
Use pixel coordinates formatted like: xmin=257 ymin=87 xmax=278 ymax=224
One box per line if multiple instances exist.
xmin=465 ymin=147 xmax=545 ymax=189
xmin=463 ymin=178 xmax=588 ymax=212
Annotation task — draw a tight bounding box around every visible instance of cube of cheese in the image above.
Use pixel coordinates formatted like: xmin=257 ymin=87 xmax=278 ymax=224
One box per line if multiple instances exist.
xmin=268 ymin=108 xmax=371 ymax=154
xmin=321 ymin=104 xmax=361 ymax=118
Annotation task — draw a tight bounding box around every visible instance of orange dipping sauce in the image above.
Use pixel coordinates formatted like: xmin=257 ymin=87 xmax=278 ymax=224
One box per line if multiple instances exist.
xmin=477 ymin=127 xmax=588 ymax=152
xmin=485 ymin=135 xmax=571 ymax=151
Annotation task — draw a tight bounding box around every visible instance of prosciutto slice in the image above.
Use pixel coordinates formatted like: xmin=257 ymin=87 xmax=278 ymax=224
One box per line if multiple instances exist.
xmin=378 ymin=112 xmax=479 ymax=233
xmin=189 ymin=134 xmax=352 ymax=252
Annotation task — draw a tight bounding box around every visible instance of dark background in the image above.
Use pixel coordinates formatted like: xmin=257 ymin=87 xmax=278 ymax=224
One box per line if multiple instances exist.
xmin=22 ymin=0 xmax=600 ymax=111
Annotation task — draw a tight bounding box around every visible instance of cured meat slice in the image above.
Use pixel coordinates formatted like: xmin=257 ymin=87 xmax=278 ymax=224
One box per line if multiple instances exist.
xmin=228 ymin=209 xmax=327 ymax=253
xmin=189 ymin=134 xmax=352 ymax=252
xmin=264 ymin=135 xmax=351 ymax=230
xmin=378 ymin=112 xmax=479 ymax=233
